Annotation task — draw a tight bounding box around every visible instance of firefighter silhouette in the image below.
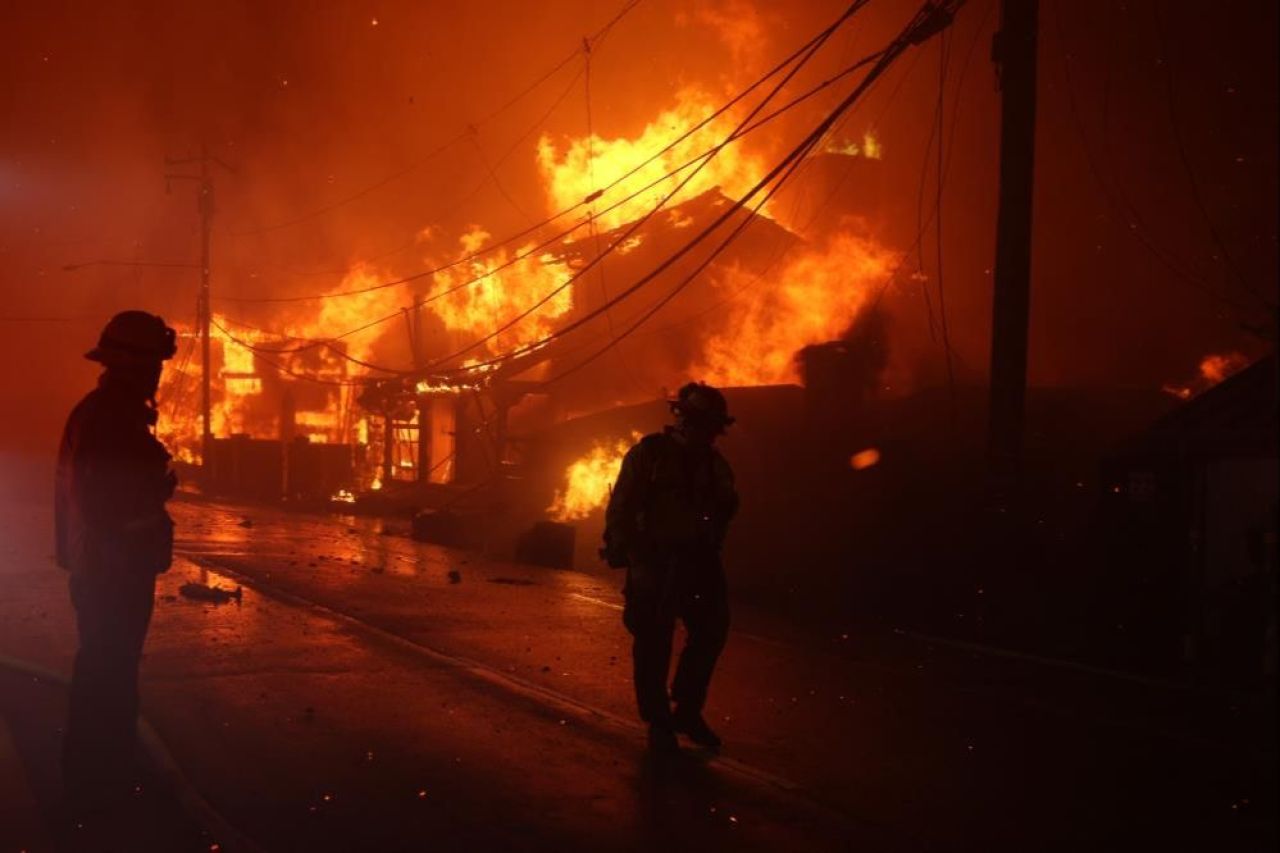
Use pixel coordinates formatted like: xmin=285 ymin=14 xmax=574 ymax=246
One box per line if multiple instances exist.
xmin=603 ymin=382 xmax=738 ymax=752
xmin=55 ymin=310 xmax=178 ymax=806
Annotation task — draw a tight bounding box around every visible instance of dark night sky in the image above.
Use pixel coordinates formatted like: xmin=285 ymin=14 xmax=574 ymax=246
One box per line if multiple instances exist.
xmin=1 ymin=0 xmax=1275 ymax=450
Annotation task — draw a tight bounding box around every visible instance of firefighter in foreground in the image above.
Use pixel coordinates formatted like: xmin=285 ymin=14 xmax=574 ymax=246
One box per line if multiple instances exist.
xmin=603 ymin=382 xmax=739 ymax=752
xmin=55 ymin=311 xmax=178 ymax=807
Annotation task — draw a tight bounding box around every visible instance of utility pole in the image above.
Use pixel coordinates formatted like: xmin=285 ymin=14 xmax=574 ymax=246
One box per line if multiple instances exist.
xmin=165 ymin=146 xmax=232 ymax=474
xmin=403 ymin=306 xmax=430 ymax=482
xmin=986 ymin=0 xmax=1039 ymax=498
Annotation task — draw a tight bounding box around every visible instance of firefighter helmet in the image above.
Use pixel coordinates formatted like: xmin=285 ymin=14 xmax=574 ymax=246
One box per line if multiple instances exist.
xmin=85 ymin=311 xmax=178 ymax=366
xmin=670 ymin=381 xmax=735 ymax=427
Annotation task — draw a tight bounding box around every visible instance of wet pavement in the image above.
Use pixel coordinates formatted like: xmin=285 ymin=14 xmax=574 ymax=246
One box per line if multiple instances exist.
xmin=0 ymin=666 xmax=214 ymax=852
xmin=0 ymin=467 xmax=1273 ymax=851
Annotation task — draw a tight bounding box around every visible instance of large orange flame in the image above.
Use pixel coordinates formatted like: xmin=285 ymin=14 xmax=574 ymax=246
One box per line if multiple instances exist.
xmin=537 ymin=88 xmax=767 ymax=232
xmin=547 ymin=431 xmax=642 ymax=522
xmin=158 ymin=265 xmax=407 ymax=465
xmin=693 ymin=232 xmax=899 ymax=386
xmin=429 ymin=228 xmax=574 ymax=355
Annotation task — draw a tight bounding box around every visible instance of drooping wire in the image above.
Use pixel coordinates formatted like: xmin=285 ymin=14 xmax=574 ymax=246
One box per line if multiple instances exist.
xmin=211 ymin=1 xmax=957 ymax=390
xmin=412 ymin=1 xmax=871 ymax=377
xmin=933 ymin=29 xmax=959 ymax=418
xmin=212 ymin=27 xmax=885 ymax=378
xmin=226 ymin=0 xmax=644 ymax=238
xmin=208 ymin=317 xmax=377 ymax=387
xmin=542 ymin=1 xmax=966 ymax=387
xmin=582 ymin=33 xmax=648 ymax=394
xmin=221 ymin=29 xmax=891 ymax=372
xmin=215 ymin=13 xmax=870 ymax=306
xmin=1151 ymin=2 xmax=1272 ymax=308
xmin=716 ymin=0 xmax=992 ymax=353
xmin=215 ymin=1 xmax=885 ymax=384
xmin=158 ymin=306 xmax=201 ymax=419
xmin=254 ymin=60 xmax=591 ymax=279
xmin=1046 ymin=0 xmax=1261 ymax=315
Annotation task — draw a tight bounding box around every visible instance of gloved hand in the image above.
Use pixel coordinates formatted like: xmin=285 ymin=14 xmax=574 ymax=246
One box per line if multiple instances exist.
xmin=600 ymin=527 xmax=632 ymax=568
xmin=599 ymin=543 xmax=629 ymax=569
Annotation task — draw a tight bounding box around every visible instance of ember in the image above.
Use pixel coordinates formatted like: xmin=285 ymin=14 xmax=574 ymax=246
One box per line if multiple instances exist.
xmin=850 ymin=448 xmax=881 ymax=470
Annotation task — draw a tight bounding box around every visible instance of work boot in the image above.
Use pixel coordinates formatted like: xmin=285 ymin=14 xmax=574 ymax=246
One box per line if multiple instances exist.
xmin=672 ymin=711 xmax=722 ymax=750
xmin=647 ymin=723 xmax=679 ymax=754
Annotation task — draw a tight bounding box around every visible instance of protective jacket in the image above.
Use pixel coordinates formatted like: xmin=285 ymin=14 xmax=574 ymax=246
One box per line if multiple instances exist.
xmin=55 ymin=375 xmax=175 ymax=577
xmin=603 ymin=428 xmax=738 ymax=567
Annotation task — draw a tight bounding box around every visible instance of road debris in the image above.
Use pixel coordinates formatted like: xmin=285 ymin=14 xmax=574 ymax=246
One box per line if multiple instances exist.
xmin=178 ymin=582 xmax=243 ymax=604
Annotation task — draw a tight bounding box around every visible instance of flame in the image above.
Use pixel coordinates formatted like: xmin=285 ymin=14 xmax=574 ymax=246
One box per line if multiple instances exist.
xmin=156 ymin=66 xmax=907 ymax=494
xmin=1161 ymin=351 xmax=1249 ymax=400
xmin=429 ymin=228 xmax=574 ymax=356
xmin=157 ymin=264 xmax=405 ymax=469
xmin=822 ymin=130 xmax=883 ymax=159
xmin=693 ymin=232 xmax=899 ymax=386
xmin=850 ymin=448 xmax=881 ymax=470
xmin=1198 ymin=352 xmax=1248 ymax=384
xmin=537 ymin=88 xmax=767 ymax=232
xmin=547 ymin=431 xmax=643 ymax=522
xmin=415 ymin=378 xmax=476 ymax=395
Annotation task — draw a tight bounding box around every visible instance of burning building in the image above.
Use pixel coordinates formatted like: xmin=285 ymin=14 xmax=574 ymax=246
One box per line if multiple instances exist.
xmin=155 ymin=73 xmax=906 ymax=530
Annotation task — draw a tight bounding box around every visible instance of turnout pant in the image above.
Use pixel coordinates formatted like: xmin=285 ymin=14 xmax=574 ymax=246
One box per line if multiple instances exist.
xmin=623 ymin=558 xmax=730 ymax=725
xmin=64 ymin=570 xmax=156 ymax=801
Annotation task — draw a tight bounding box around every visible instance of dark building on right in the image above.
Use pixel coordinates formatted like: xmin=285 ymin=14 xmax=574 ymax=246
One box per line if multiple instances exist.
xmin=1100 ymin=352 xmax=1277 ymax=686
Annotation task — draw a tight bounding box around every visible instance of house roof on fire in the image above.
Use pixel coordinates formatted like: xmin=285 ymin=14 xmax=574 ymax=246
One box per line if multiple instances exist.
xmin=1113 ymin=350 xmax=1277 ymax=460
xmin=456 ymin=187 xmax=802 ymax=393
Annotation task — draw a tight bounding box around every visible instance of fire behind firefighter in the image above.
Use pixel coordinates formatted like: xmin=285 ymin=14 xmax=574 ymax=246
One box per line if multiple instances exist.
xmin=603 ymin=382 xmax=738 ymax=753
xmin=55 ymin=310 xmax=178 ymax=807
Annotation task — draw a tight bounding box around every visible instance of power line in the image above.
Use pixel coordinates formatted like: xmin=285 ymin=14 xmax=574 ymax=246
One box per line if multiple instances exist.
xmin=760 ymin=0 xmax=992 ymax=340
xmin=542 ymin=0 xmax=965 ymax=387
xmin=583 ymin=32 xmax=647 ymax=395
xmin=254 ymin=61 xmax=590 ymax=279
xmin=933 ymin=29 xmax=959 ymax=414
xmin=225 ymin=0 xmax=643 ymax=238
xmin=230 ymin=0 xmax=957 ymax=390
xmin=218 ymin=44 xmax=884 ymax=375
xmin=211 ymin=39 xmax=889 ymax=374
xmin=873 ymin=5 xmax=990 ymax=314
xmin=468 ymin=129 xmax=536 ymax=223
xmin=915 ymin=33 xmax=943 ymax=343
xmin=1152 ymin=2 xmax=1272 ymax=309
xmin=214 ymin=17 xmax=872 ymax=307
xmin=424 ymin=0 xmax=962 ymax=384
xmin=160 ymin=318 xmax=200 ymax=418
xmin=412 ymin=1 xmax=871 ymax=377
xmin=1046 ymin=0 xmax=1261 ymax=315
xmin=207 ymin=317 xmax=377 ymax=387
xmin=230 ymin=50 xmax=881 ymax=316
xmin=444 ymin=2 xmax=959 ymax=383
xmin=241 ymin=35 xmax=890 ymax=378
xmin=0 ymin=316 xmax=96 ymax=322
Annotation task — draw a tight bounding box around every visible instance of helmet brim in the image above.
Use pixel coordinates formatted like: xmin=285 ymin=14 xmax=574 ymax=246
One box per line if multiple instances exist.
xmin=85 ymin=347 xmax=165 ymax=367
xmin=669 ymin=401 xmax=735 ymax=427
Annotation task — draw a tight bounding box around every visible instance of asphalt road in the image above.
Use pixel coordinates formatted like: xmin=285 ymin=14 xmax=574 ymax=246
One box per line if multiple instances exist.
xmin=0 ymin=477 xmax=1273 ymax=851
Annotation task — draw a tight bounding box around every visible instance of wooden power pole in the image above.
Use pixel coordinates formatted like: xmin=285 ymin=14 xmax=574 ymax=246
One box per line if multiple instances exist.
xmin=165 ymin=145 xmax=231 ymax=475
xmin=987 ymin=0 xmax=1040 ymax=496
